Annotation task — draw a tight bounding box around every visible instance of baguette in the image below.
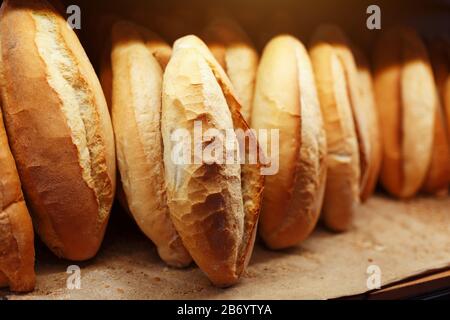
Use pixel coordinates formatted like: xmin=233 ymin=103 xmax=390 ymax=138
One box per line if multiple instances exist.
xmin=251 ymin=35 xmax=327 ymax=249
xmin=0 ymin=107 xmax=35 ymax=292
xmin=110 ymin=21 xmax=191 ymax=267
xmin=373 ymin=27 xmax=436 ymax=198
xmin=0 ymin=0 xmax=116 ymax=260
xmin=203 ymin=17 xmax=259 ymax=123
xmin=162 ymin=35 xmax=264 ymax=287
xmin=422 ymin=38 xmax=450 ymax=194
xmin=352 ymin=46 xmax=382 ymax=201
xmin=309 ymin=26 xmax=361 ymax=231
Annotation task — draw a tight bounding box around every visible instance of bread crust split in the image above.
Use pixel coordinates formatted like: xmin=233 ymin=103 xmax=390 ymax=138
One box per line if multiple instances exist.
xmin=203 ymin=17 xmax=259 ymax=124
xmin=309 ymin=25 xmax=362 ymax=232
xmin=0 ymin=0 xmax=116 ymax=261
xmin=110 ymin=20 xmax=191 ymax=268
xmin=251 ymin=35 xmax=327 ymax=249
xmin=162 ymin=35 xmax=264 ymax=287
xmin=0 ymin=108 xmax=35 ymax=292
xmin=373 ymin=27 xmax=436 ymax=198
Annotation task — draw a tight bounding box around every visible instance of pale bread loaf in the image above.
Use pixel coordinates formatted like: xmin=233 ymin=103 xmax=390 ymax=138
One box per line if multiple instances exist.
xmin=110 ymin=21 xmax=191 ymax=267
xmin=352 ymin=46 xmax=382 ymax=201
xmin=251 ymin=35 xmax=327 ymax=248
xmin=310 ymin=26 xmax=361 ymax=231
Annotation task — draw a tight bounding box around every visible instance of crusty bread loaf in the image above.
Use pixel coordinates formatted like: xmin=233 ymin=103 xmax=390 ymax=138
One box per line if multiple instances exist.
xmin=203 ymin=17 xmax=259 ymax=123
xmin=251 ymin=35 xmax=327 ymax=249
xmin=309 ymin=26 xmax=361 ymax=231
xmin=0 ymin=0 xmax=116 ymax=261
xmin=422 ymin=38 xmax=450 ymax=194
xmin=99 ymin=17 xmax=171 ymax=214
xmin=0 ymin=107 xmax=35 ymax=292
xmin=101 ymin=18 xmax=172 ymax=109
xmin=110 ymin=20 xmax=191 ymax=267
xmin=352 ymin=46 xmax=382 ymax=201
xmin=162 ymin=35 xmax=264 ymax=287
xmin=311 ymin=25 xmax=371 ymax=197
xmin=373 ymin=27 xmax=436 ymax=198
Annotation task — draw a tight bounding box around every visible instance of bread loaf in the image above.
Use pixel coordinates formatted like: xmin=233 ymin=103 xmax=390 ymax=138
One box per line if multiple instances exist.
xmin=251 ymin=35 xmax=327 ymax=249
xmin=373 ymin=27 xmax=436 ymax=198
xmin=0 ymin=107 xmax=35 ymax=292
xmin=162 ymin=35 xmax=264 ymax=287
xmin=352 ymin=46 xmax=382 ymax=201
xmin=309 ymin=26 xmax=361 ymax=231
xmin=422 ymin=38 xmax=450 ymax=194
xmin=0 ymin=0 xmax=116 ymax=260
xmin=203 ymin=17 xmax=258 ymax=123
xmin=110 ymin=20 xmax=191 ymax=267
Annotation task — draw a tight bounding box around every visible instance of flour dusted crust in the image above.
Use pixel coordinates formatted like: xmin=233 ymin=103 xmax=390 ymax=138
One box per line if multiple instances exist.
xmin=310 ymin=26 xmax=361 ymax=232
xmin=0 ymin=0 xmax=115 ymax=260
xmin=162 ymin=35 xmax=263 ymax=287
xmin=110 ymin=21 xmax=191 ymax=267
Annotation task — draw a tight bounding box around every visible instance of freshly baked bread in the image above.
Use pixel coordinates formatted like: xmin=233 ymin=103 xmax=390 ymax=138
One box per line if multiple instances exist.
xmin=311 ymin=25 xmax=371 ymax=196
xmin=99 ymin=18 xmax=171 ymax=214
xmin=309 ymin=26 xmax=361 ymax=231
xmin=0 ymin=107 xmax=35 ymax=292
xmin=203 ymin=17 xmax=259 ymax=123
xmin=352 ymin=46 xmax=382 ymax=201
xmin=373 ymin=27 xmax=436 ymax=198
xmin=162 ymin=35 xmax=264 ymax=287
xmin=422 ymin=38 xmax=450 ymax=194
xmin=101 ymin=19 xmax=171 ymax=109
xmin=110 ymin=20 xmax=191 ymax=267
xmin=0 ymin=0 xmax=116 ymax=261
xmin=251 ymin=35 xmax=327 ymax=249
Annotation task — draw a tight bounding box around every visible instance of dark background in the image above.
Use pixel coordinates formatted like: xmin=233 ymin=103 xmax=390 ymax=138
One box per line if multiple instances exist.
xmin=2 ymin=0 xmax=446 ymax=70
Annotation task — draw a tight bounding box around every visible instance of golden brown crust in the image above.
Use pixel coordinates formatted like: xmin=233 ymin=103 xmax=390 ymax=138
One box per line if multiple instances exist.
xmin=373 ymin=27 xmax=436 ymax=198
xmin=422 ymin=103 xmax=450 ymax=194
xmin=310 ymin=28 xmax=361 ymax=232
xmin=0 ymin=107 xmax=35 ymax=292
xmin=352 ymin=46 xmax=382 ymax=201
xmin=110 ymin=21 xmax=191 ymax=267
xmin=203 ymin=17 xmax=259 ymax=123
xmin=0 ymin=0 xmax=115 ymax=260
xmin=252 ymin=35 xmax=326 ymax=248
xmin=423 ymin=38 xmax=450 ymax=194
xmin=162 ymin=35 xmax=263 ymax=287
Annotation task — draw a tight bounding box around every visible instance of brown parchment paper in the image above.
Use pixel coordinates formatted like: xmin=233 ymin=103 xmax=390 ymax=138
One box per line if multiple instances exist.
xmin=3 ymin=195 xmax=450 ymax=300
